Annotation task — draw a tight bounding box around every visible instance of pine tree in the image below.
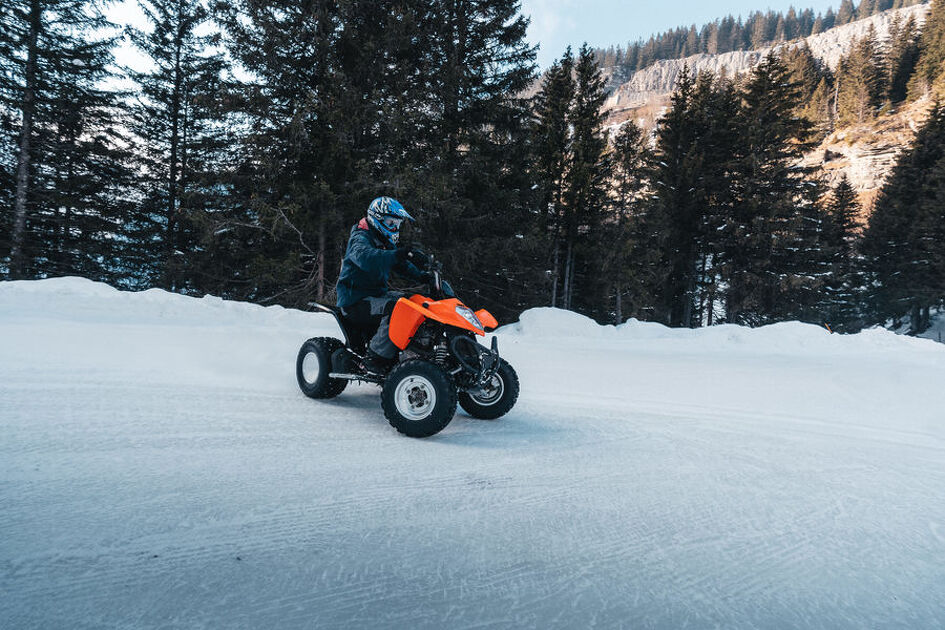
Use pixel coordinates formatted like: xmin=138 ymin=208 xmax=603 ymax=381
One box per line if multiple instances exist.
xmin=820 ymin=175 xmax=864 ymax=330
xmin=689 ymin=75 xmax=740 ymax=326
xmin=212 ymin=0 xmax=537 ymax=316
xmin=887 ymin=14 xmax=920 ymax=103
xmin=812 ymin=14 xmax=826 ymax=35
xmin=861 ymin=104 xmax=945 ymax=333
xmin=126 ymin=0 xmax=227 ymax=290
xmin=785 ymin=8 xmax=799 ymax=40
xmin=837 ymin=0 xmax=857 ymax=25
xmin=609 ymin=120 xmax=655 ymax=323
xmin=648 ymin=67 xmax=701 ymax=326
xmin=909 ymin=0 xmax=945 ymax=98
xmin=212 ymin=0 xmax=347 ymax=303
xmin=648 ymin=69 xmax=740 ymax=327
xmin=810 ymin=78 xmax=836 ymax=135
xmin=858 ymin=0 xmax=878 ymax=20
xmin=40 ymin=54 xmax=133 ymax=282
xmin=532 ymin=49 xmax=575 ymax=307
xmin=836 ymin=27 xmax=885 ymax=125
xmin=1 ymin=0 xmax=131 ymax=281
xmin=781 ymin=44 xmax=835 ymax=136
xmin=561 ymin=44 xmax=609 ymax=315
xmin=750 ymin=15 xmax=769 ymax=48
xmin=721 ymin=54 xmax=821 ymax=325
xmin=798 ymin=8 xmax=815 ymax=37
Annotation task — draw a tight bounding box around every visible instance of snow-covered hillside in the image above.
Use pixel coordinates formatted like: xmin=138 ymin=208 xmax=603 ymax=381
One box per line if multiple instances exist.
xmin=2 ymin=278 xmax=944 ymax=628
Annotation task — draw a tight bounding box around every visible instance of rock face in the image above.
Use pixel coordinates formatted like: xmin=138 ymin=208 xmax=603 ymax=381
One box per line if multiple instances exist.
xmin=802 ymin=98 xmax=931 ymax=216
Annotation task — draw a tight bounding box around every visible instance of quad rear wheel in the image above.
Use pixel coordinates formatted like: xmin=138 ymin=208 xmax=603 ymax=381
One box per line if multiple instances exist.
xmin=382 ymin=360 xmax=457 ymax=437
xmin=296 ymin=337 xmax=347 ymax=399
xmin=458 ymin=358 xmax=519 ymax=420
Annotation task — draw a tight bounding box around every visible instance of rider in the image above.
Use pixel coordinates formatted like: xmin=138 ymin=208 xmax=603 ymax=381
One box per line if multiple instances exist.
xmin=336 ymin=196 xmax=429 ymax=374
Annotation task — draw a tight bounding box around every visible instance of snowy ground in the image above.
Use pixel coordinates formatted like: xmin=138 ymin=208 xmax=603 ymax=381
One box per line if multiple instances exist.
xmin=2 ymin=278 xmax=945 ymax=629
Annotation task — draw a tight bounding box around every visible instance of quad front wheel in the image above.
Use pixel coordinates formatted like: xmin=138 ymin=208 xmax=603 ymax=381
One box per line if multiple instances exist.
xmin=382 ymin=360 xmax=457 ymax=437
xmin=458 ymin=358 xmax=519 ymax=420
xmin=296 ymin=337 xmax=347 ymax=399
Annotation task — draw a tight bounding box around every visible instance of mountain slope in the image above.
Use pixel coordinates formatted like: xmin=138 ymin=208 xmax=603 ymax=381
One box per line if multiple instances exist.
xmin=604 ymin=3 xmax=930 ymax=114
xmin=602 ymin=3 xmax=933 ymax=209
xmin=2 ymin=278 xmax=944 ymax=628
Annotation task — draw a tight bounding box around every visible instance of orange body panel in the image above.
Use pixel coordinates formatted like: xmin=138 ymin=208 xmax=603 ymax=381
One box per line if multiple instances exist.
xmin=388 ymin=295 xmax=488 ymax=350
xmin=388 ymin=299 xmax=427 ymax=349
xmin=475 ymin=309 xmax=498 ymax=330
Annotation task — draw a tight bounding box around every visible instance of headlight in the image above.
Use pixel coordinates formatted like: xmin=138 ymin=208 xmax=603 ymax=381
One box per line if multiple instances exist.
xmin=455 ymin=305 xmax=483 ymax=330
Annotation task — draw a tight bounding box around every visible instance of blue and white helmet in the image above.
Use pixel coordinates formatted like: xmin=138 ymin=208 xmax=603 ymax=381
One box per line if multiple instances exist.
xmin=367 ymin=196 xmax=415 ymax=247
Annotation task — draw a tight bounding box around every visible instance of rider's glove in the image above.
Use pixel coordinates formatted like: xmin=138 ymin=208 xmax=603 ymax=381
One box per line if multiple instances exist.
xmin=394 ymin=246 xmax=410 ymax=264
xmin=406 ymin=248 xmax=430 ymax=267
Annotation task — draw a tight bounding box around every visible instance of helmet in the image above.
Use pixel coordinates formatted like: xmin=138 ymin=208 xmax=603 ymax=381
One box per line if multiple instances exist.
xmin=367 ymin=196 xmax=415 ymax=247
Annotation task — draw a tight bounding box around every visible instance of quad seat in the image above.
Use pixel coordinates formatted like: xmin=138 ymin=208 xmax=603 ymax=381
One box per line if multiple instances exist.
xmin=310 ymin=303 xmax=370 ymax=354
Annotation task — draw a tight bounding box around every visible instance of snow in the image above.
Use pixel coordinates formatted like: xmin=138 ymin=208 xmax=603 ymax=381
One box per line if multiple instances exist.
xmin=2 ymin=277 xmax=945 ymax=628
xmin=918 ymin=308 xmax=945 ymax=345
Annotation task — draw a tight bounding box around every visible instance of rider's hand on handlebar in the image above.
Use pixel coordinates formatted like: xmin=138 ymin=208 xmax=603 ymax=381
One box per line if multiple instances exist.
xmin=405 ymin=247 xmax=430 ymax=268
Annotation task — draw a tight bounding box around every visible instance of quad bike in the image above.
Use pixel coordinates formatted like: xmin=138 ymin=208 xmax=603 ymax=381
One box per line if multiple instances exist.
xmin=295 ymin=255 xmax=519 ymax=438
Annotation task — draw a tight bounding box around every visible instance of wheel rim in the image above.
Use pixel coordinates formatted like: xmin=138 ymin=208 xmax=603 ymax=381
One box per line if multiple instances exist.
xmin=470 ymin=373 xmax=504 ymax=406
xmin=394 ymin=375 xmax=437 ymax=421
xmin=302 ymin=351 xmax=320 ymax=384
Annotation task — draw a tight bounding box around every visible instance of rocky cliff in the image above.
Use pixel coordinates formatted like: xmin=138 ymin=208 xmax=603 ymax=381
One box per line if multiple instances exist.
xmin=803 ymin=97 xmax=932 ymax=216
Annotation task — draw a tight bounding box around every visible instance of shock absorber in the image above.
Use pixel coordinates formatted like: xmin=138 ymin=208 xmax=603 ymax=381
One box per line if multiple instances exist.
xmin=433 ymin=342 xmax=449 ymax=366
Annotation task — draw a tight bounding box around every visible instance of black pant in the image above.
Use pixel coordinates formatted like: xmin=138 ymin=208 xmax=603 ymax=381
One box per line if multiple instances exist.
xmin=342 ymin=292 xmax=403 ymax=358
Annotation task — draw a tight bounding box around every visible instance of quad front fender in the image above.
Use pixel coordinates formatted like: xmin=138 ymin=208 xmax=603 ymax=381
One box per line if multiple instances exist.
xmin=389 ymin=296 xmax=490 ymax=349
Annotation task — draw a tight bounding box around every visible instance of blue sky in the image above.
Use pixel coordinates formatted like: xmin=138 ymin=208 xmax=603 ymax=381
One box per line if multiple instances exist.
xmin=521 ymin=0 xmax=845 ymax=68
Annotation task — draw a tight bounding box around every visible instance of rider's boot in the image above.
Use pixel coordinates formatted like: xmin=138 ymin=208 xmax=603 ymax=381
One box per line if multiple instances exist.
xmin=362 ymin=350 xmax=395 ymax=376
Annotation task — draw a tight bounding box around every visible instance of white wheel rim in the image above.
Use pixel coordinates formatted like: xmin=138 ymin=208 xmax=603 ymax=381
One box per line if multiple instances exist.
xmin=394 ymin=375 xmax=437 ymax=421
xmin=470 ymin=374 xmax=504 ymax=406
xmin=302 ymin=352 xmax=320 ymax=384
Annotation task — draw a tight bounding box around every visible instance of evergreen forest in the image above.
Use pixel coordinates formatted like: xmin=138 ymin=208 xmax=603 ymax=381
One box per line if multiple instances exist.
xmin=2 ymin=0 xmax=945 ymax=334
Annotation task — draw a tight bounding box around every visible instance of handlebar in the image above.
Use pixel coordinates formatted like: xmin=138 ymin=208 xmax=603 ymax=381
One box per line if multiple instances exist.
xmin=419 ymin=252 xmax=454 ymax=299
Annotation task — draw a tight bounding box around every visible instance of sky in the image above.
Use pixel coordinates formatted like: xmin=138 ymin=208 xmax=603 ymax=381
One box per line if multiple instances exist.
xmin=106 ymin=0 xmax=848 ymax=72
xmin=520 ymin=0 xmax=845 ymax=68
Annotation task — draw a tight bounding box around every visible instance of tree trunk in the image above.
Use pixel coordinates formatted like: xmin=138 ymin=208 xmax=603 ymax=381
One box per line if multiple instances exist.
xmin=10 ymin=0 xmax=41 ymax=279
xmin=550 ymin=240 xmax=559 ymax=307
xmin=681 ymin=271 xmax=695 ymax=328
xmin=562 ymin=236 xmax=573 ymax=310
xmin=166 ymin=13 xmax=184 ymax=289
xmin=696 ymin=253 xmax=708 ymax=326
xmin=316 ymin=219 xmax=326 ymax=301
xmin=567 ymin=244 xmax=576 ymax=311
xmin=706 ymin=287 xmax=716 ymax=326
xmin=614 ymin=283 xmax=622 ymax=324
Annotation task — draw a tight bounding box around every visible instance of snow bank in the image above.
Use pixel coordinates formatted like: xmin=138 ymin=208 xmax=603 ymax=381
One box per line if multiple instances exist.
xmin=0 ymin=276 xmax=331 ymax=329
xmin=5 ymin=277 xmax=940 ymax=357
xmin=502 ymin=302 xmax=944 ymax=357
xmin=0 ymin=277 xmax=342 ymax=393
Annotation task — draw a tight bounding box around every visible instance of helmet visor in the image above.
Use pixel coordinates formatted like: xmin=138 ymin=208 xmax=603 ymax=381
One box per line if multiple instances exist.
xmin=381 ymin=216 xmax=403 ymax=232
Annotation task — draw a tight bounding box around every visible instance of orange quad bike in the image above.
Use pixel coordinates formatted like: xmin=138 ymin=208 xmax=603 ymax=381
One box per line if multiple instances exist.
xmin=296 ymin=254 xmax=519 ymax=437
